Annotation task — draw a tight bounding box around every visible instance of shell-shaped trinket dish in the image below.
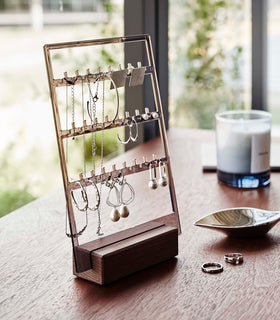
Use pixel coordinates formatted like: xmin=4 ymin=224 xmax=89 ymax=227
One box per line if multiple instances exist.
xmin=194 ymin=208 xmax=280 ymax=237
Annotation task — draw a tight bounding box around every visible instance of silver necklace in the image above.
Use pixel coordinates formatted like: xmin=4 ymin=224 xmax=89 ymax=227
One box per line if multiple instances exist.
xmin=87 ymin=75 xmax=104 ymax=236
xmin=65 ymin=82 xmax=88 ymax=238
xmin=96 ymin=78 xmax=105 ymax=236
xmin=87 ymin=77 xmax=99 ymax=170
xmin=71 ymin=84 xmax=75 ymax=140
xmin=82 ymin=79 xmax=86 ymax=175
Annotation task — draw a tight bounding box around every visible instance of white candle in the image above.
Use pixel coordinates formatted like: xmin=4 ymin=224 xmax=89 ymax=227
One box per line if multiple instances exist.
xmin=216 ymin=111 xmax=271 ymax=174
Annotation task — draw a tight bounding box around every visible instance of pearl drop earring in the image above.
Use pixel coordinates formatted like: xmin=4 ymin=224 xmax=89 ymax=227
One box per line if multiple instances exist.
xmin=106 ymin=178 xmax=121 ymax=222
xmin=158 ymin=161 xmax=168 ymax=187
xmin=119 ymin=177 xmax=135 ymax=218
xmin=148 ymin=164 xmax=158 ymax=190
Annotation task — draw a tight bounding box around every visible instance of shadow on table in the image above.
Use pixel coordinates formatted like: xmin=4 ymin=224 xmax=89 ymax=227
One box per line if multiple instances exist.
xmin=203 ymin=233 xmax=280 ymax=255
xmin=73 ymin=257 xmax=178 ymax=304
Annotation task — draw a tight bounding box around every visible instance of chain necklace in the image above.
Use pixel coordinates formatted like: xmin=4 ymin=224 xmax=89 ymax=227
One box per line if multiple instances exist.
xmin=65 ymin=84 xmax=70 ymax=237
xmin=87 ymin=79 xmax=100 ymax=170
xmin=81 ymin=79 xmax=86 ymax=175
xmin=65 ymin=77 xmax=104 ymax=237
xmin=87 ymin=75 xmax=104 ymax=236
xmin=65 ymin=83 xmax=88 ymax=238
xmin=96 ymin=78 xmax=105 ymax=236
xmin=71 ymin=84 xmax=75 ymax=140
xmin=65 ymin=84 xmax=69 ymax=162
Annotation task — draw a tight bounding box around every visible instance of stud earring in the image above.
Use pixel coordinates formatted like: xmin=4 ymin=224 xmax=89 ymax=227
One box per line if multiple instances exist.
xmin=110 ymin=65 xmax=127 ymax=89
xmin=129 ymin=62 xmax=146 ymax=87
xmin=158 ymin=161 xmax=168 ymax=187
xmin=141 ymin=107 xmax=150 ymax=121
xmin=148 ymin=164 xmax=158 ymax=190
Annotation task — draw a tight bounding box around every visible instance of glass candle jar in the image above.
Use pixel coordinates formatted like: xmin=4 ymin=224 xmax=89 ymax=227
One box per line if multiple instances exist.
xmin=215 ymin=110 xmax=271 ymax=188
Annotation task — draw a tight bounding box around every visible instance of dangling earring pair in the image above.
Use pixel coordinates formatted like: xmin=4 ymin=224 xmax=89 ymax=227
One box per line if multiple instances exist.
xmin=148 ymin=162 xmax=168 ymax=190
xmin=106 ymin=174 xmax=135 ymax=222
xmin=117 ymin=118 xmax=139 ymax=145
xmin=71 ymin=180 xmax=100 ymax=212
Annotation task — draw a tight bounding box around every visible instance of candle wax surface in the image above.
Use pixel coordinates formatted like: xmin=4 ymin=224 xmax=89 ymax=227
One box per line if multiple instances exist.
xmin=217 ymin=125 xmax=270 ymax=174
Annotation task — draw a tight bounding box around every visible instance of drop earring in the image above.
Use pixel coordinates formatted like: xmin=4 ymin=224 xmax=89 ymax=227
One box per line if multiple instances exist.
xmin=158 ymin=161 xmax=168 ymax=187
xmin=106 ymin=177 xmax=121 ymax=222
xmin=119 ymin=175 xmax=135 ymax=218
xmin=148 ymin=164 xmax=158 ymax=190
xmin=71 ymin=182 xmax=88 ymax=212
xmin=86 ymin=179 xmax=101 ymax=211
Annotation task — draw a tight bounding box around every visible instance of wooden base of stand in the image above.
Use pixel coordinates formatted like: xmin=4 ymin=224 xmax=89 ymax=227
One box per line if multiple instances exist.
xmin=74 ymin=221 xmax=178 ymax=285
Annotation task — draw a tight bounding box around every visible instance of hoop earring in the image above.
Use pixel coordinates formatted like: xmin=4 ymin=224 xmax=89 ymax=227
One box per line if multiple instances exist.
xmin=117 ymin=118 xmax=139 ymax=144
xmin=86 ymin=179 xmax=100 ymax=211
xmin=129 ymin=119 xmax=139 ymax=142
xmin=71 ymin=181 xmax=88 ymax=211
xmin=117 ymin=131 xmax=131 ymax=145
xmin=106 ymin=73 xmax=120 ymax=123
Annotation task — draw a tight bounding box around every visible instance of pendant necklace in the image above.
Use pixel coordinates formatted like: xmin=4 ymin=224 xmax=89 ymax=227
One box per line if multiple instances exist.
xmin=88 ymin=76 xmax=104 ymax=236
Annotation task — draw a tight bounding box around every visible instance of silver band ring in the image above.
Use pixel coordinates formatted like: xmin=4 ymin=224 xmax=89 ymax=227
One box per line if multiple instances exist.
xmin=224 ymin=253 xmax=243 ymax=265
xmin=201 ymin=262 xmax=223 ymax=274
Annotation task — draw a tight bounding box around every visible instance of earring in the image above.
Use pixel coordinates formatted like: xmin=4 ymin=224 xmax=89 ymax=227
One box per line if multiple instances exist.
xmin=158 ymin=161 xmax=168 ymax=187
xmin=71 ymin=182 xmax=88 ymax=212
xmin=129 ymin=62 xmax=145 ymax=87
xmin=86 ymin=179 xmax=100 ymax=211
xmin=142 ymin=112 xmax=149 ymax=121
xmin=117 ymin=118 xmax=139 ymax=144
xmin=142 ymin=107 xmax=150 ymax=121
xmin=117 ymin=131 xmax=131 ymax=145
xmin=119 ymin=176 xmax=135 ymax=218
xmin=148 ymin=164 xmax=158 ymax=190
xmin=110 ymin=67 xmax=127 ymax=89
xmin=129 ymin=119 xmax=139 ymax=142
xmin=106 ymin=178 xmax=121 ymax=222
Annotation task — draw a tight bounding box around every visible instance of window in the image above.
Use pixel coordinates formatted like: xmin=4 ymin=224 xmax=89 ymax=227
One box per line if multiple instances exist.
xmin=268 ymin=0 xmax=280 ymax=127
xmin=0 ymin=0 xmax=123 ymax=216
xmin=169 ymin=0 xmax=251 ymax=129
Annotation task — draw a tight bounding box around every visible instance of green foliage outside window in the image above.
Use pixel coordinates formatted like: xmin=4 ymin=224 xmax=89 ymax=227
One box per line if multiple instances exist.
xmin=171 ymin=0 xmax=246 ymax=129
xmin=0 ymin=0 xmax=121 ymax=218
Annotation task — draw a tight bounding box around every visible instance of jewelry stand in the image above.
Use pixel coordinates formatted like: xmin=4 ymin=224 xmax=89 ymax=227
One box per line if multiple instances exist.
xmin=44 ymin=34 xmax=181 ymax=285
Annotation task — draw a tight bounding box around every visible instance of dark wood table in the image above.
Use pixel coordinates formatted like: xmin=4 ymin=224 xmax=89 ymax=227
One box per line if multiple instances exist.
xmin=2 ymin=128 xmax=280 ymax=320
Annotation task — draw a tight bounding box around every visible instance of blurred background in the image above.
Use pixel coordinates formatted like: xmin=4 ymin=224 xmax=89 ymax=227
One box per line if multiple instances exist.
xmin=1 ymin=0 xmax=279 ymax=217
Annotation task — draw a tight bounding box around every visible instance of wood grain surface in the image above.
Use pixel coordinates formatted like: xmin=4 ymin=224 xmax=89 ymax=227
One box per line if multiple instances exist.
xmin=2 ymin=128 xmax=280 ymax=320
